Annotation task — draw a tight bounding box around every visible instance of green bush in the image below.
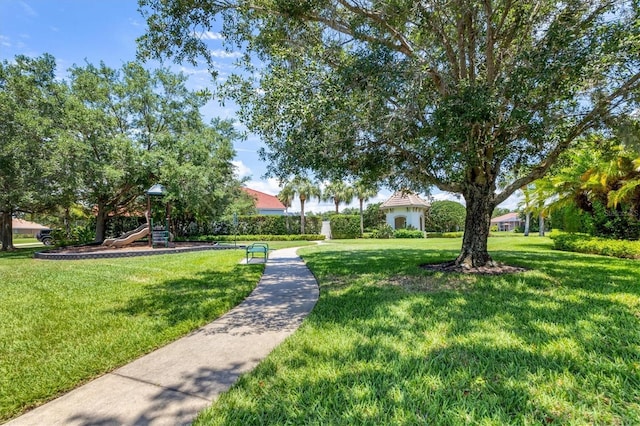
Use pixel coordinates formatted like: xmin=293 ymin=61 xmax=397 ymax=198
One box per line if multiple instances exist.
xmin=330 ymin=215 xmax=361 ymax=239
xmin=393 ymin=229 xmax=425 ymax=239
xmin=52 ymin=224 xmax=96 ymax=246
xmin=234 ymin=215 xmax=322 ymax=236
xmin=370 ymin=224 xmax=394 ymax=239
xmin=186 ymin=234 xmax=325 ymax=242
xmin=551 ymin=233 xmax=640 ymax=259
xmin=426 ymin=231 xmax=463 ymax=238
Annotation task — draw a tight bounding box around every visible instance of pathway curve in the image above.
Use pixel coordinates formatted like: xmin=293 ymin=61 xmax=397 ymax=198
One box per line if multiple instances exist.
xmin=8 ymin=247 xmax=319 ymax=426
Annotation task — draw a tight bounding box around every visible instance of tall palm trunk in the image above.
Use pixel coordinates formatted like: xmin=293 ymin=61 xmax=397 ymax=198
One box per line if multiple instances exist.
xmin=359 ymin=198 xmax=365 ymax=236
xmin=524 ymin=212 xmax=531 ymax=236
xmin=300 ymin=196 xmax=306 ymax=234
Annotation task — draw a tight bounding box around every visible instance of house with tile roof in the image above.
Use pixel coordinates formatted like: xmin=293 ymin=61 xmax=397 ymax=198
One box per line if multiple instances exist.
xmin=490 ymin=212 xmax=523 ymax=231
xmin=12 ymin=218 xmax=49 ymax=235
xmin=380 ymin=192 xmax=430 ymax=231
xmin=242 ymin=187 xmax=286 ymax=215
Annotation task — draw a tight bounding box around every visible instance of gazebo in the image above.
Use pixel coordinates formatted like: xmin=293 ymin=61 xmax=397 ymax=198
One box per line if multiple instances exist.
xmin=380 ymin=192 xmax=430 ymax=231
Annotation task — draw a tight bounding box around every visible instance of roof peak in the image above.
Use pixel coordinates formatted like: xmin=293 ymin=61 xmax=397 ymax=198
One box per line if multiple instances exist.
xmin=380 ymin=191 xmax=430 ymax=209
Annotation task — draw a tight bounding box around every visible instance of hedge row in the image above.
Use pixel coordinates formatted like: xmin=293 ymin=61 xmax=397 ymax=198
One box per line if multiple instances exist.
xmin=393 ymin=229 xmax=425 ymax=239
xmin=187 ymin=234 xmax=325 ymax=242
xmin=551 ymin=233 xmax=640 ymax=259
xmin=426 ymin=232 xmax=464 ymax=238
xmin=330 ymin=215 xmax=361 ymax=239
xmin=234 ymin=215 xmax=322 ymax=235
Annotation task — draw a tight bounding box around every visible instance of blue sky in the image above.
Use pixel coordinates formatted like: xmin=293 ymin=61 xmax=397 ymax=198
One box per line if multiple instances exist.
xmin=0 ymin=1 xmax=519 ymax=212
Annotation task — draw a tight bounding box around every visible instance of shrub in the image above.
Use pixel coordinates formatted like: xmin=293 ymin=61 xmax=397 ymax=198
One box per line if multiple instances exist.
xmin=177 ymin=215 xmax=323 ymax=237
xmin=426 ymin=231 xmax=463 ymax=238
xmin=370 ymin=224 xmax=394 ymax=239
xmin=551 ymin=233 xmax=640 ymax=259
xmin=393 ymin=229 xmax=425 ymax=239
xmin=330 ymin=215 xmax=361 ymax=239
xmin=52 ymin=224 xmax=96 ymax=246
xmin=184 ymin=234 xmax=325 ymax=242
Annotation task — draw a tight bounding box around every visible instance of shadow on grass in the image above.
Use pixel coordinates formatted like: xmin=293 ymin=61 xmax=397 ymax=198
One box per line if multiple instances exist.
xmin=201 ymin=245 xmax=640 ymax=424
xmin=113 ymin=264 xmax=263 ymax=328
xmin=0 ymin=247 xmax=41 ymax=260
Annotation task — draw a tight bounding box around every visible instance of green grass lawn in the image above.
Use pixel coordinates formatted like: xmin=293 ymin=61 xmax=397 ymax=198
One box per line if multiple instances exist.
xmin=196 ymin=237 xmax=640 ymax=425
xmin=0 ymin=247 xmax=264 ymax=421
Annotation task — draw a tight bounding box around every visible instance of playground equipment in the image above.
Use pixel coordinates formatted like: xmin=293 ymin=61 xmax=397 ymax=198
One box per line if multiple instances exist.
xmin=102 ymin=224 xmax=149 ymax=248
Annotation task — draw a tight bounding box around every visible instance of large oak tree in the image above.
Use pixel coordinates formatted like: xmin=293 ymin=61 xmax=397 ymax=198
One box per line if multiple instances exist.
xmin=139 ymin=0 xmax=640 ymax=267
xmin=0 ymin=55 xmax=66 ymax=250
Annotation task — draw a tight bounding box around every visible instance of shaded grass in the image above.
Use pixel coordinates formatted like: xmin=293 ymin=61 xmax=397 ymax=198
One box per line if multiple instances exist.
xmin=0 ymin=248 xmax=263 ymax=421
xmin=196 ymin=237 xmax=640 ymax=425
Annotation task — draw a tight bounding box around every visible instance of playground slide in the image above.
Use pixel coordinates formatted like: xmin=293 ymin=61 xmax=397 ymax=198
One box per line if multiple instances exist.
xmin=103 ymin=224 xmax=149 ymax=247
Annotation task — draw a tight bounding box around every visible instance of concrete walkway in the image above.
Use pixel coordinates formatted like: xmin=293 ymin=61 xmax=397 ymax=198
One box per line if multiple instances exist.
xmin=8 ymin=247 xmax=319 ymax=426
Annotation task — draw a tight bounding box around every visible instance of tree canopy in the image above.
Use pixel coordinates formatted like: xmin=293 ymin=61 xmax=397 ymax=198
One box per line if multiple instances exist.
xmin=1 ymin=54 xmax=244 ymax=249
xmin=0 ymin=54 xmax=66 ymax=250
xmin=139 ymin=0 xmax=640 ymax=266
xmin=426 ymin=200 xmax=467 ymax=233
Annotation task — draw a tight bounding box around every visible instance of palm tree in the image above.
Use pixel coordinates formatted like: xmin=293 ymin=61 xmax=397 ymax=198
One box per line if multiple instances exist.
xmin=277 ymin=186 xmax=295 ymax=214
xmin=353 ymin=180 xmax=378 ymax=236
xmin=280 ymin=176 xmax=321 ymax=234
xmin=323 ymin=181 xmax=354 ymax=214
xmin=532 ymin=139 xmax=640 ymax=238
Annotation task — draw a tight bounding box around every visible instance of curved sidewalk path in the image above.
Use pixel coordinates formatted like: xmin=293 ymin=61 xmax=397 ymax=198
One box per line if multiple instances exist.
xmin=8 ymin=247 xmax=319 ymax=426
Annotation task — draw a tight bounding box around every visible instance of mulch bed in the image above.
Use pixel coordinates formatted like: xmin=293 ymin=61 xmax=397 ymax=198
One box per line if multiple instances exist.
xmin=44 ymin=241 xmax=216 ymax=254
xmin=420 ymin=261 xmax=528 ymax=275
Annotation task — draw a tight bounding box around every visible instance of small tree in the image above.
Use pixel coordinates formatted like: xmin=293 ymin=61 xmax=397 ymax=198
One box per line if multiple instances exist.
xmin=353 ymin=181 xmax=379 ymax=236
xmin=426 ymin=201 xmax=466 ymax=233
xmin=280 ymin=176 xmax=321 ymax=234
xmin=323 ymin=181 xmax=354 ymax=214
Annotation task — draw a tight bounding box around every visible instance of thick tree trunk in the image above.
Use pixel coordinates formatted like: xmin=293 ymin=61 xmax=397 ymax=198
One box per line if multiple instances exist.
xmin=334 ymin=200 xmax=339 ymax=213
xmin=95 ymin=206 xmax=108 ymax=243
xmin=539 ymin=214 xmax=545 ymax=236
xmin=1 ymin=210 xmax=14 ymax=251
xmin=524 ymin=212 xmax=531 ymax=236
xmin=456 ymin=187 xmax=495 ymax=267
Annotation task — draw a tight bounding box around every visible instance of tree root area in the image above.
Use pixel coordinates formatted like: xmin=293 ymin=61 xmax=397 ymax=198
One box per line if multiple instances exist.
xmin=420 ymin=260 xmax=528 ymax=275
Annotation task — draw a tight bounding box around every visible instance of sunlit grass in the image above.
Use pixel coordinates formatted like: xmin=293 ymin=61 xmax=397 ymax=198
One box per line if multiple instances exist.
xmin=0 ymin=248 xmax=263 ymax=421
xmin=196 ymin=237 xmax=640 ymax=425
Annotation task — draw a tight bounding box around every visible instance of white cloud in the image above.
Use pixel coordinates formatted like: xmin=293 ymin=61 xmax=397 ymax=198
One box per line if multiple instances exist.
xmin=196 ymin=31 xmax=225 ymax=40
xmin=245 ymin=178 xmax=281 ymax=195
xmin=178 ymin=66 xmax=211 ymax=76
xmin=20 ymin=1 xmax=37 ymax=17
xmin=497 ymin=192 xmax=523 ymax=211
xmin=210 ymin=49 xmax=242 ymax=59
xmin=0 ymin=35 xmax=10 ymax=47
xmin=232 ymin=160 xmax=252 ymax=179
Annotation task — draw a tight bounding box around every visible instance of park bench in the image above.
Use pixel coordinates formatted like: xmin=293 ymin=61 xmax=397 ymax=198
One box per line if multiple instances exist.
xmin=246 ymin=242 xmax=269 ymax=263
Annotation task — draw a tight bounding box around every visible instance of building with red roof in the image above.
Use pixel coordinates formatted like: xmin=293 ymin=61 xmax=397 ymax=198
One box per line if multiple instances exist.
xmin=242 ymin=187 xmax=286 ymax=215
xmin=490 ymin=212 xmax=523 ymax=232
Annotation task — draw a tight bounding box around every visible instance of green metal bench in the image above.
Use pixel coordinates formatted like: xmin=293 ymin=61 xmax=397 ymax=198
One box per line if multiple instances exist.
xmin=246 ymin=243 xmax=269 ymax=263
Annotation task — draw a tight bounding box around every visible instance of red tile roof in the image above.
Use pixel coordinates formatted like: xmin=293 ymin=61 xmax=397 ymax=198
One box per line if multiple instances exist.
xmin=12 ymin=218 xmax=49 ymax=230
xmin=490 ymin=212 xmax=521 ymax=223
xmin=242 ymin=187 xmax=286 ymax=210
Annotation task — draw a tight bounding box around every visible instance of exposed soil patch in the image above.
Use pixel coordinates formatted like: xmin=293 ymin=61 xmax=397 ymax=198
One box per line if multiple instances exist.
xmin=420 ymin=260 xmax=528 ymax=275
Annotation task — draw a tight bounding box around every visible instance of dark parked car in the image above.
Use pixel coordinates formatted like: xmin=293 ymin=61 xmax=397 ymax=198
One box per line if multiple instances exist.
xmin=36 ymin=229 xmax=54 ymax=245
